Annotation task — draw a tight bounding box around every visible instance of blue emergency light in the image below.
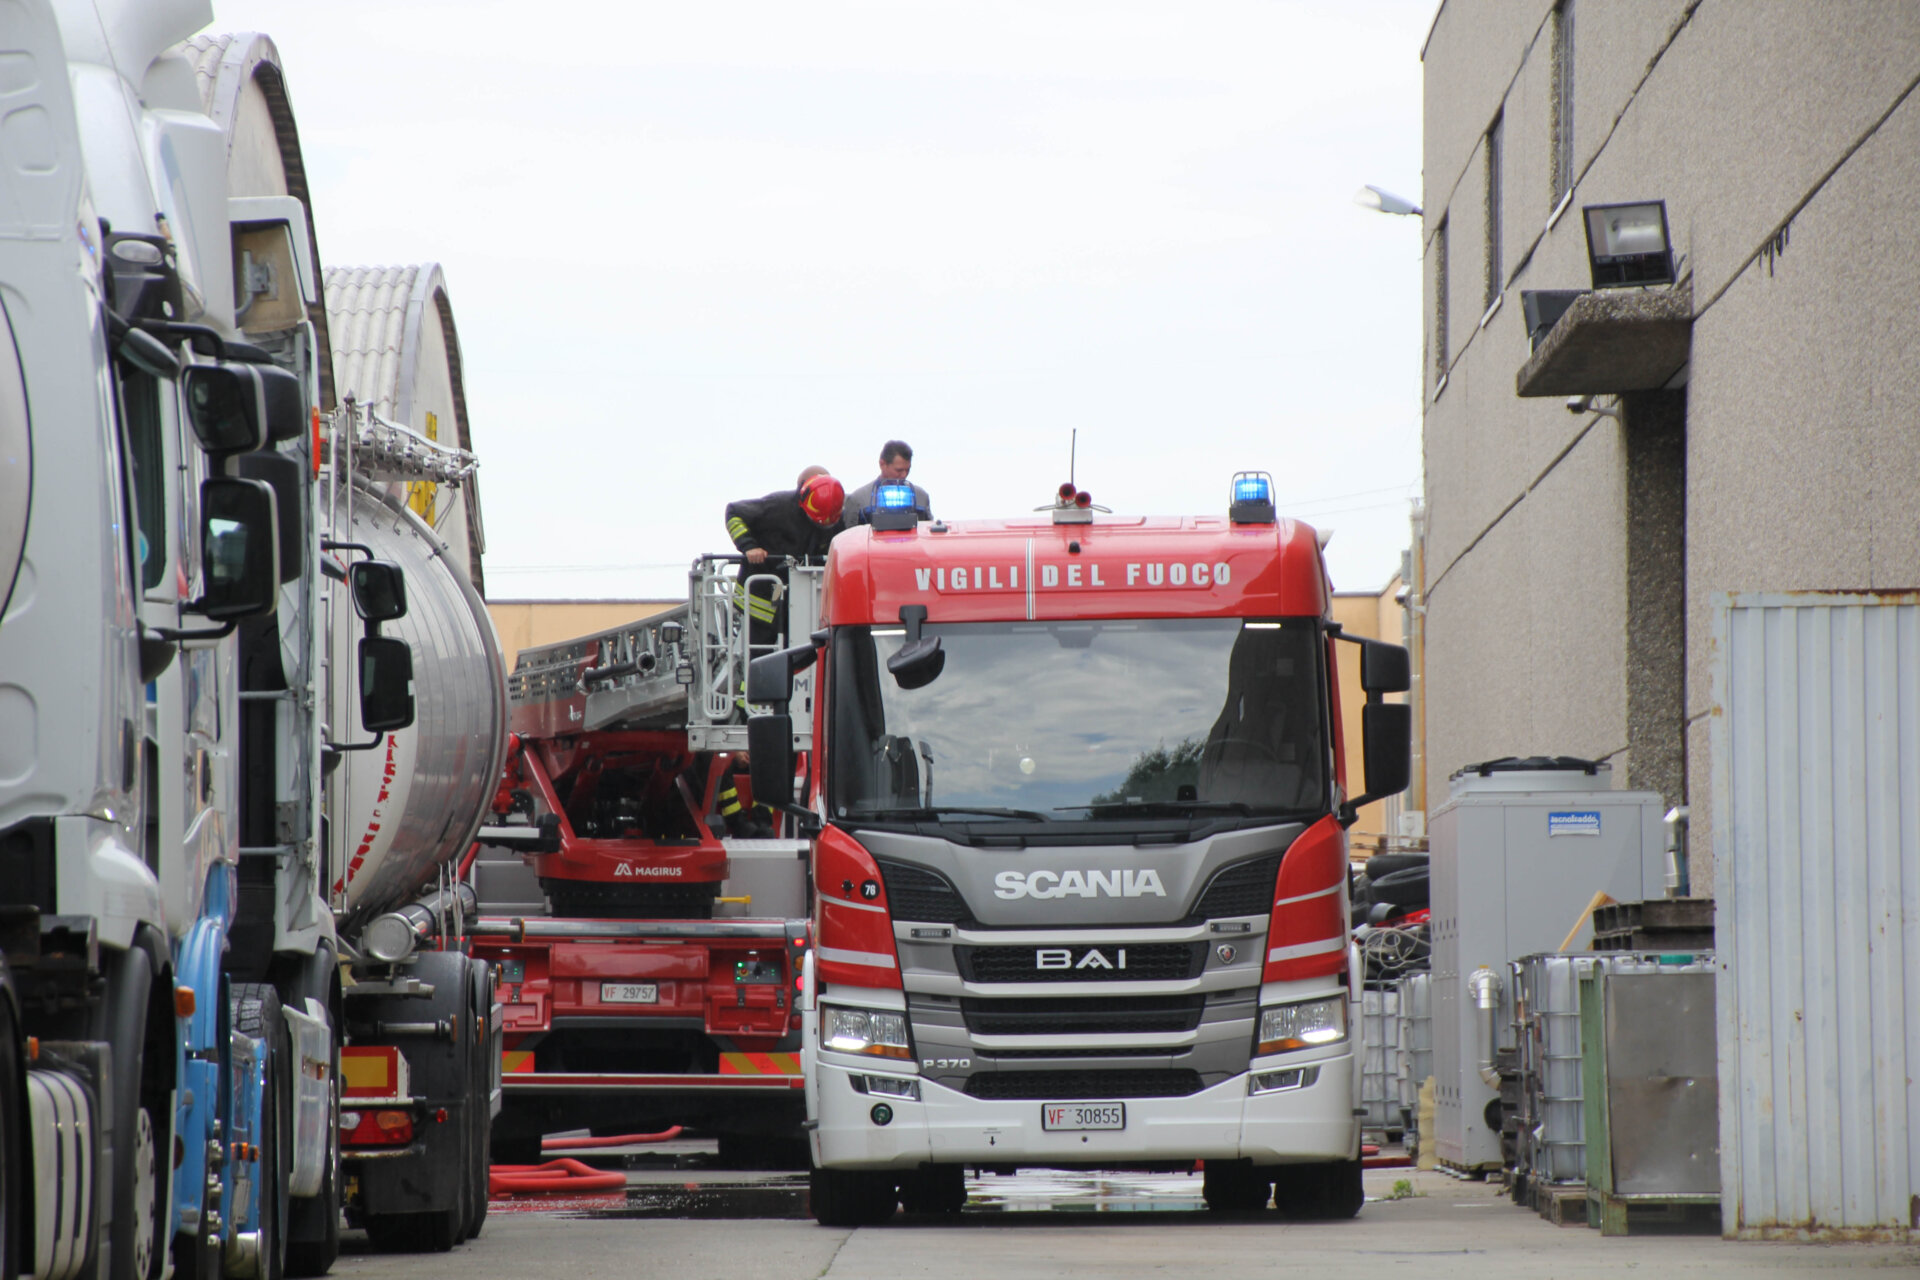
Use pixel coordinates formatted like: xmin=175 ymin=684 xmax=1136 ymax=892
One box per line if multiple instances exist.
xmin=1229 ymin=470 xmax=1276 ymax=525
xmin=866 ymin=482 xmax=924 ymax=532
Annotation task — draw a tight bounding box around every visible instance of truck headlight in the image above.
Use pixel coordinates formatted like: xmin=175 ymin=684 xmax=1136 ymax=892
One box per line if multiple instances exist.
xmin=821 ymin=1005 xmax=912 ymax=1060
xmin=1256 ymin=997 xmax=1347 ymax=1055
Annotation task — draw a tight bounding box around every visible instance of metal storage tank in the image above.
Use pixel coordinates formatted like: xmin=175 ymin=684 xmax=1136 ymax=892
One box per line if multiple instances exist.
xmin=1712 ymin=592 xmax=1920 ymax=1239
xmin=1430 ymin=759 xmax=1665 ymax=1173
xmin=324 ymin=266 xmax=507 ymax=921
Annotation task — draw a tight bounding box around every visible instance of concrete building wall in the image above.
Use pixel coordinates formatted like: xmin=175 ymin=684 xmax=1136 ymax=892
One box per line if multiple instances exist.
xmin=487 ymin=600 xmax=678 ymax=671
xmin=1420 ymin=0 xmax=1920 ymax=891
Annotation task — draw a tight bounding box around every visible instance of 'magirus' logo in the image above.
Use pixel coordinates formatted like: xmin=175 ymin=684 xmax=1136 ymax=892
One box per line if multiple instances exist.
xmin=993 ymin=869 xmax=1166 ymax=900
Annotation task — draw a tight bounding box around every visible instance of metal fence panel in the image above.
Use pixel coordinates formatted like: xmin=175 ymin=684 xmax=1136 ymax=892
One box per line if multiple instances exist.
xmin=1712 ymin=592 xmax=1920 ymax=1237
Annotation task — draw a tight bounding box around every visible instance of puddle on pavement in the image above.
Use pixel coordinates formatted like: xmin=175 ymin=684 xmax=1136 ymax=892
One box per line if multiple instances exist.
xmin=528 ymin=1169 xmax=1216 ymax=1221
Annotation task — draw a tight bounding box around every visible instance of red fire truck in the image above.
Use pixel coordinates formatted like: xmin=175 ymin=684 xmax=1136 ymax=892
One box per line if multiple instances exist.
xmin=471 ymin=555 xmax=822 ymax=1163
xmin=746 ymin=476 xmax=1412 ymax=1224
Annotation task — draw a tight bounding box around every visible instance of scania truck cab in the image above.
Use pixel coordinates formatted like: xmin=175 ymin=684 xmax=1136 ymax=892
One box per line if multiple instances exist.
xmin=750 ymin=476 xmax=1413 ymax=1226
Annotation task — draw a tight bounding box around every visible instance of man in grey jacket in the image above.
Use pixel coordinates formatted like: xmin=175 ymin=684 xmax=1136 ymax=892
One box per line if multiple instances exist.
xmin=841 ymin=440 xmax=932 ymax=529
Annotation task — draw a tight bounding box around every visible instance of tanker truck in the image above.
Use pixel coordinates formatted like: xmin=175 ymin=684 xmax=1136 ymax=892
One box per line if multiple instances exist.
xmin=316 ymin=263 xmax=507 ymax=1252
xmin=1 ymin=4 xmax=307 ymax=1278
xmin=0 ymin=8 xmax=205 ymax=1280
xmin=2 ymin=5 xmax=506 ymax=1275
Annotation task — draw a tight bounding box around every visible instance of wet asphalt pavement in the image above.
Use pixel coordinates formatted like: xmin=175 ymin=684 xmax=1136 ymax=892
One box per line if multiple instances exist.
xmin=328 ymin=1138 xmax=1919 ymax=1279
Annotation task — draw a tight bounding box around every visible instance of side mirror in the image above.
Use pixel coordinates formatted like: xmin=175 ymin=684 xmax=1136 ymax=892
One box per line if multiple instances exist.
xmin=747 ymin=713 xmax=795 ymax=809
xmin=886 ymin=636 xmax=944 ymax=690
xmin=1359 ymin=639 xmax=1411 ymax=695
xmin=234 ymin=451 xmax=305 ymax=584
xmin=1361 ymin=701 xmax=1413 ymax=800
xmin=350 ymin=561 xmax=408 ymax=626
xmin=359 ymin=635 xmax=416 ymax=733
xmin=746 ymin=642 xmax=817 ymax=705
xmin=193 ymin=477 xmax=279 ymax=620
xmin=182 ymin=361 xmax=304 ymax=456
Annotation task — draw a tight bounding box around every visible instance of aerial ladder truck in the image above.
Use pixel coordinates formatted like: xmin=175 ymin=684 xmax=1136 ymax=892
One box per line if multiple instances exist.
xmin=472 ymin=558 xmax=818 ymax=1164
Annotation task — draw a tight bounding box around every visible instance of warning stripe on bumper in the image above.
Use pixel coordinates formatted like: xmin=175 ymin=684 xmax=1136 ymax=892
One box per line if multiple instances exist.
xmin=719 ymin=1051 xmax=801 ymax=1076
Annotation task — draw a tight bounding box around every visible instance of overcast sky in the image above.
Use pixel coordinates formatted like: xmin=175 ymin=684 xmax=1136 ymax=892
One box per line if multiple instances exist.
xmin=213 ymin=1 xmax=1433 ymax=600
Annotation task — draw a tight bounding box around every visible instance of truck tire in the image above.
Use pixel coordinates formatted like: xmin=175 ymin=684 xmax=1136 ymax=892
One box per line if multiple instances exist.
xmin=1 ymin=996 xmax=22 ymax=1280
xmin=1272 ymin=1157 xmax=1364 ymax=1220
xmin=808 ymin=1167 xmax=896 ymax=1227
xmin=1202 ymin=1160 xmax=1272 ymax=1212
xmin=364 ymin=1210 xmax=456 ymax=1254
xmin=101 ymin=947 xmax=168 ymax=1280
xmin=896 ymin=1164 xmax=964 ymax=1215
xmin=1363 ymin=852 xmax=1427 ymax=881
xmin=1366 ymin=865 xmax=1429 ymax=910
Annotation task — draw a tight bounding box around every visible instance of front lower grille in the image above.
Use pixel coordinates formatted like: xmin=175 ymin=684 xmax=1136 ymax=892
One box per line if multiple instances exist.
xmin=960 ymin=994 xmax=1206 ymax=1036
xmin=956 ymin=942 xmax=1206 ymax=983
xmin=1190 ymin=853 xmax=1282 ymax=920
xmin=964 ymin=1070 xmax=1204 ymax=1100
xmin=876 ymin=859 xmax=971 ymax=924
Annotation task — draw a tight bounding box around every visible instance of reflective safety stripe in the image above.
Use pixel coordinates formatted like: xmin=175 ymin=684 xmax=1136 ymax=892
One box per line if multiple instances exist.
xmin=719 ymin=1051 xmax=802 ymax=1076
xmin=1273 ymin=883 xmax=1342 ymax=908
xmin=816 ymin=945 xmax=897 ymax=969
xmin=727 ymin=517 xmax=751 ymax=543
xmin=500 ymin=1050 xmax=536 ymax=1074
xmin=1266 ymin=937 xmax=1347 ymax=964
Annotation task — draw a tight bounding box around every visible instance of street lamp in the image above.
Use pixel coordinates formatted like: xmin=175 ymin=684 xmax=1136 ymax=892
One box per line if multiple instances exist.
xmin=1354 ymin=184 xmax=1422 ymax=217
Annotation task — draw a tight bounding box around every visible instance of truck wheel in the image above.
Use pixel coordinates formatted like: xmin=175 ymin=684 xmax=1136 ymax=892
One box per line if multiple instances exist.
xmin=1202 ymin=1160 xmax=1272 ymax=1212
xmin=363 ymin=1210 xmax=457 ymax=1254
xmin=233 ymin=984 xmax=292 ymax=1280
xmin=1273 ymin=1157 xmax=1363 ymax=1220
xmin=808 ymin=1167 xmax=896 ymax=1227
xmin=102 ymin=947 xmax=167 ymax=1280
xmin=1 ymin=998 xmax=23 ymax=1280
xmin=897 ymin=1164 xmax=965 ymax=1215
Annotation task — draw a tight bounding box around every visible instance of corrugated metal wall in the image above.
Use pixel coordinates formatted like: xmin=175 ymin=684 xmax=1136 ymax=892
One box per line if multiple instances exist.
xmin=1712 ymin=593 xmax=1920 ymax=1238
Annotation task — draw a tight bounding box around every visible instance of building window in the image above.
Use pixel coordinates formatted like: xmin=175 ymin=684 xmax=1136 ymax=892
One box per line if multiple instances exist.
xmin=1485 ymin=112 xmax=1504 ymax=310
xmin=1433 ymin=216 xmax=1449 ymax=390
xmin=1551 ymin=1 xmax=1575 ymax=202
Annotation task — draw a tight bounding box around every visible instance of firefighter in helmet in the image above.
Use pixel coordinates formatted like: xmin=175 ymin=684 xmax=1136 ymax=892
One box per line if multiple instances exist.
xmin=724 ymin=473 xmax=844 ymax=648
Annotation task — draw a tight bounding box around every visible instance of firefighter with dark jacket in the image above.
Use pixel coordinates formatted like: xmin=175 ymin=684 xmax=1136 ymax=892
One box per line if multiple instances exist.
xmin=725 ymin=473 xmax=845 ymax=647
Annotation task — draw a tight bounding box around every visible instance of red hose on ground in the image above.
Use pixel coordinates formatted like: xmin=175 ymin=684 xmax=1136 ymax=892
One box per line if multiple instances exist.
xmin=541 ymin=1126 xmax=683 ymax=1150
xmin=489 ymin=1158 xmax=627 ymax=1195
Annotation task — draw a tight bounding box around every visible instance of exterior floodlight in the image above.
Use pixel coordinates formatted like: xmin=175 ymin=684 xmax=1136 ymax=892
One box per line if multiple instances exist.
xmin=1583 ymin=200 xmax=1674 ymax=288
xmin=1354 ymin=185 xmax=1422 ymax=217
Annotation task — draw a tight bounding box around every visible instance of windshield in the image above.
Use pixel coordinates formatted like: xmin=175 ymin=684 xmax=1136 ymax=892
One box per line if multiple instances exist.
xmin=829 ymin=617 xmax=1327 ymax=824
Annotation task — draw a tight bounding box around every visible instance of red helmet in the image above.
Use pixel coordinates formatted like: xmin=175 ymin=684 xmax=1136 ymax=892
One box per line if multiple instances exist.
xmin=800 ymin=474 xmax=844 ymax=525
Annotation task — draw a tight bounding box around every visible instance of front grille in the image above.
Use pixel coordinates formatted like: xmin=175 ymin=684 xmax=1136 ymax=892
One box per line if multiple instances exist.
xmin=964 ymin=1070 xmax=1204 ymax=1100
xmin=1190 ymin=854 xmax=1281 ymax=920
xmin=961 ymin=994 xmax=1205 ymax=1036
xmin=876 ymin=859 xmax=971 ymax=924
xmin=956 ymin=942 xmax=1205 ymax=983
xmin=978 ymin=1048 xmax=1184 ymax=1060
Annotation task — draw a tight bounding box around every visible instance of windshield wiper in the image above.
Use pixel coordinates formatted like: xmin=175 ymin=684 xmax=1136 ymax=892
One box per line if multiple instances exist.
xmin=850 ymin=804 xmax=1053 ymax=823
xmin=1054 ymin=800 xmax=1259 ymax=816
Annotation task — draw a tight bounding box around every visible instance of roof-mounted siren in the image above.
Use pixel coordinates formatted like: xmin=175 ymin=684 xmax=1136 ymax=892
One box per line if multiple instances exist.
xmin=1229 ymin=471 xmax=1276 ymax=525
xmin=1046 ymin=481 xmax=1109 ymax=526
xmin=867 ymin=481 xmax=928 ymax=532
